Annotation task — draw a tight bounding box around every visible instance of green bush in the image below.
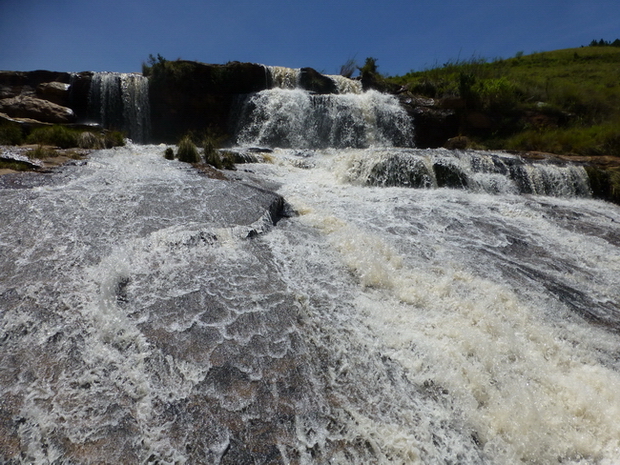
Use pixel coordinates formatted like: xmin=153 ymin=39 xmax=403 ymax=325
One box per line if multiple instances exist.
xmin=503 ymin=120 xmax=620 ymax=156
xmin=203 ymin=137 xmax=220 ymax=168
xmin=177 ymin=135 xmax=200 ymax=163
xmin=103 ymin=130 xmax=125 ymax=148
xmin=201 ymin=133 xmax=235 ymax=170
xmin=0 ymin=160 xmax=31 ymax=171
xmin=0 ymin=123 xmax=23 ymax=145
xmin=27 ymin=125 xmax=78 ymax=148
xmin=477 ymin=77 xmax=520 ymax=112
xmin=27 ymin=126 xmax=125 ymax=149
xmin=164 ymin=147 xmax=174 ymax=160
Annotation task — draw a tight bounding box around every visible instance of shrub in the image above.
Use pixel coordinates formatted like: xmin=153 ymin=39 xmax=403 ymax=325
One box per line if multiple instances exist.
xmin=103 ymin=131 xmax=125 ymax=148
xmin=0 ymin=123 xmax=23 ymax=145
xmin=26 ymin=126 xmax=124 ymax=149
xmin=177 ymin=135 xmax=200 ymax=163
xmin=219 ymin=151 xmax=236 ymax=170
xmin=340 ymin=58 xmax=358 ymax=78
xmin=477 ymin=77 xmax=520 ymax=112
xmin=164 ymin=147 xmax=174 ymax=160
xmin=77 ymin=131 xmax=104 ymax=149
xmin=203 ymin=136 xmax=220 ymax=168
xmin=502 ymin=120 xmax=620 ymax=156
xmin=28 ymin=145 xmax=59 ymax=159
xmin=27 ymin=125 xmax=78 ymax=148
xmin=201 ymin=134 xmax=235 ymax=170
xmin=0 ymin=160 xmax=31 ymax=171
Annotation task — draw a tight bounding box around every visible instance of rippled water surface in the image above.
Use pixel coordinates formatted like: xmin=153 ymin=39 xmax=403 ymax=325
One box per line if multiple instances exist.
xmin=1 ymin=144 xmax=620 ymax=464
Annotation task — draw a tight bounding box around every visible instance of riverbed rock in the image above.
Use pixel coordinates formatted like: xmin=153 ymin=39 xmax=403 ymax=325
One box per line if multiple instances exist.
xmin=0 ymin=95 xmax=76 ymax=124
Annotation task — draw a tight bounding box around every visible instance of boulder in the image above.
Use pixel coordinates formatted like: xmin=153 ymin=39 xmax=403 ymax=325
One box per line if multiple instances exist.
xmin=0 ymin=95 xmax=76 ymax=124
xmin=298 ymin=68 xmax=337 ymax=94
xmin=444 ymin=136 xmax=471 ymax=150
xmin=36 ymin=82 xmax=71 ymax=106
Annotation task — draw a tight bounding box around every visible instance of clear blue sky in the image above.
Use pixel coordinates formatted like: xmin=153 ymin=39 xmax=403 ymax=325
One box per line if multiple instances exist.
xmin=1 ymin=0 xmax=619 ymax=76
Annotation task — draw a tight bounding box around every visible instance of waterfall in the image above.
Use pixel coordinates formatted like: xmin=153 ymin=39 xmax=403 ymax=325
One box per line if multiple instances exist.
xmin=266 ymin=65 xmax=363 ymax=93
xmin=266 ymin=65 xmax=301 ymax=89
xmin=232 ymin=82 xmax=596 ymax=199
xmin=3 ymin=67 xmax=620 ymax=464
xmin=234 ymin=88 xmax=415 ymax=149
xmin=2 ymin=144 xmax=619 ymax=464
xmin=327 ymin=74 xmax=363 ymax=94
xmin=89 ymin=72 xmax=151 ymax=143
xmin=340 ymin=147 xmax=592 ymax=197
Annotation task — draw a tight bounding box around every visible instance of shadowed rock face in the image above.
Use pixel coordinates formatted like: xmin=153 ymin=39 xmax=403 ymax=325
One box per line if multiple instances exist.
xmin=36 ymin=81 xmax=71 ymax=106
xmin=148 ymin=61 xmax=270 ymax=143
xmin=298 ymin=67 xmax=338 ymax=94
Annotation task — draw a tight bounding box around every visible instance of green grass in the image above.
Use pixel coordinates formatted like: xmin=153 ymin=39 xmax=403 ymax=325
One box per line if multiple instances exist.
xmin=389 ymin=47 xmax=620 ymax=155
xmin=0 ymin=123 xmax=24 ymax=145
xmin=28 ymin=145 xmax=59 ymax=159
xmin=0 ymin=160 xmax=32 ymax=171
xmin=26 ymin=126 xmax=125 ymax=149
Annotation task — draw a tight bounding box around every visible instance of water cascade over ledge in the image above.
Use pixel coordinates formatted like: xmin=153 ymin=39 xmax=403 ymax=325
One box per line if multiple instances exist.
xmin=234 ymin=88 xmax=414 ymax=149
xmin=2 ymin=75 xmax=620 ymax=464
xmin=89 ymin=72 xmax=151 ymax=143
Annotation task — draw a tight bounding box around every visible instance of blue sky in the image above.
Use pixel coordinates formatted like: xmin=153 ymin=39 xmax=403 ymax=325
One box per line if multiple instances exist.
xmin=1 ymin=0 xmax=619 ymax=76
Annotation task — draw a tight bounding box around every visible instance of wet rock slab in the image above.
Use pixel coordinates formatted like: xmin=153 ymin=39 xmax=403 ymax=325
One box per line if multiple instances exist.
xmin=0 ymin=147 xmax=322 ymax=464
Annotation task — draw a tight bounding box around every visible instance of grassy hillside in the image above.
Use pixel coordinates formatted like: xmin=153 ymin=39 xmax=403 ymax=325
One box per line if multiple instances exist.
xmin=388 ymin=46 xmax=620 ymax=157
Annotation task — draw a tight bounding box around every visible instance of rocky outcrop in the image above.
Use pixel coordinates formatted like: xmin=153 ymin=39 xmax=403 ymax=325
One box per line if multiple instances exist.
xmin=0 ymin=70 xmax=92 ymax=125
xmin=148 ymin=61 xmax=268 ymax=143
xmin=298 ymin=68 xmax=338 ymax=94
xmin=36 ymin=81 xmax=71 ymax=106
xmin=0 ymin=70 xmax=72 ymax=98
xmin=397 ymin=94 xmax=459 ymax=148
xmin=0 ymin=95 xmax=76 ymax=124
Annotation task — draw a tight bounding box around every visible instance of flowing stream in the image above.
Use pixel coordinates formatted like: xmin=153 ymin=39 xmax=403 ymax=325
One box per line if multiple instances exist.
xmin=1 ymin=84 xmax=620 ymax=464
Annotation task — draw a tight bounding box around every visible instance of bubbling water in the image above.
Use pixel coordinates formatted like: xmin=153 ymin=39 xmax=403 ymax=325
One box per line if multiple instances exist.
xmin=247 ymin=148 xmax=620 ymax=464
xmin=234 ymin=89 xmax=414 ymax=149
xmin=2 ymin=73 xmax=620 ymax=463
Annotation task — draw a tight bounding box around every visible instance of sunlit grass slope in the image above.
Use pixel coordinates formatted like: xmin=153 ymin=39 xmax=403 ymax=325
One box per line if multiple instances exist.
xmin=390 ymin=46 xmax=620 ymax=157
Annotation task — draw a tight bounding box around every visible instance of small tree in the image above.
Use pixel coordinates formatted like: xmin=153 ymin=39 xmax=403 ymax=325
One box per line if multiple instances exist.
xmin=359 ymin=57 xmax=379 ymax=77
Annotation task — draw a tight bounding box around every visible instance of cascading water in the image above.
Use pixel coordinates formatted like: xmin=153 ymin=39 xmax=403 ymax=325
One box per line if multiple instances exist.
xmin=2 ymin=78 xmax=620 ymax=464
xmin=89 ymin=72 xmax=151 ymax=143
xmin=266 ymin=66 xmax=301 ymax=89
xmin=341 ymin=147 xmax=593 ymax=197
xmin=326 ymin=74 xmax=363 ymax=94
xmin=265 ymin=66 xmax=363 ymax=94
xmin=234 ymin=88 xmax=414 ymax=149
